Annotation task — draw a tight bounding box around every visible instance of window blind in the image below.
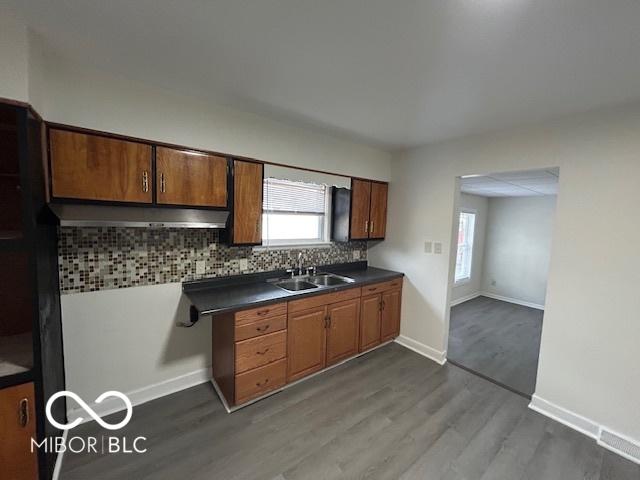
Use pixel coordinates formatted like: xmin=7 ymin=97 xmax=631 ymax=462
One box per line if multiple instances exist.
xmin=263 ymin=178 xmax=326 ymax=214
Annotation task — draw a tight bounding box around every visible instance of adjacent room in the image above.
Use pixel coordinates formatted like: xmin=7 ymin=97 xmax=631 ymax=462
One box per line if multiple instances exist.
xmin=2 ymin=2 xmax=640 ymax=480
xmin=448 ymin=169 xmax=558 ymax=397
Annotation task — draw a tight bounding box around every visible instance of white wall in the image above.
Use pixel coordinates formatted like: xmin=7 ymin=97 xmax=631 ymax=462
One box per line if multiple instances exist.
xmin=0 ymin=9 xmax=29 ymax=102
xmin=481 ymin=196 xmax=556 ymax=306
xmin=60 ymin=283 xmax=211 ymax=417
xmin=368 ymin=102 xmax=640 ymax=443
xmin=451 ymin=193 xmax=488 ymax=302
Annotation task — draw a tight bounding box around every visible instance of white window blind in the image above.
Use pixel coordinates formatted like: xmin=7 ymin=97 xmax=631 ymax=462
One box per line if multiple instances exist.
xmin=455 ymin=211 xmax=476 ymax=283
xmin=263 ymin=178 xmax=326 ymax=214
xmin=262 ymin=178 xmax=330 ymax=246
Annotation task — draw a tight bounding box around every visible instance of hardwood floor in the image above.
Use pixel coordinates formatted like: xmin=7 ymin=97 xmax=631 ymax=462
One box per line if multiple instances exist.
xmin=448 ymin=296 xmax=543 ymax=397
xmin=61 ymin=343 xmax=639 ymax=480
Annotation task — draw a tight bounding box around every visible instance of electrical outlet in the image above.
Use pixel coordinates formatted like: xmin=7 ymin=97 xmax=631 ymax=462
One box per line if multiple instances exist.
xmin=434 ymin=242 xmax=443 ymax=254
xmin=195 ymin=260 xmax=206 ymax=275
xmin=352 ymin=250 xmax=361 ymax=260
xmin=239 ymin=258 xmax=249 ymax=271
xmin=424 ymin=241 xmax=433 ymax=254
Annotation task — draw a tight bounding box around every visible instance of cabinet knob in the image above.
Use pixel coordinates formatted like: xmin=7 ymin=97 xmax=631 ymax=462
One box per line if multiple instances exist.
xmin=160 ymin=172 xmax=166 ymax=193
xmin=364 ymin=220 xmax=369 ymax=234
xmin=370 ymin=221 xmax=374 ymax=234
xmin=18 ymin=398 xmax=29 ymax=428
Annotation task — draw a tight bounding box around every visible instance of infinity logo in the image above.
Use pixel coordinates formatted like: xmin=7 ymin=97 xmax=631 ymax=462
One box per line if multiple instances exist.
xmin=46 ymin=391 xmax=133 ymax=431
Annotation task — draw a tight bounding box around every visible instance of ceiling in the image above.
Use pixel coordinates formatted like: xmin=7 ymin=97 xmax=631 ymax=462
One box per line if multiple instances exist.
xmin=461 ymin=168 xmax=559 ymax=197
xmin=10 ymin=1 xmax=640 ymax=149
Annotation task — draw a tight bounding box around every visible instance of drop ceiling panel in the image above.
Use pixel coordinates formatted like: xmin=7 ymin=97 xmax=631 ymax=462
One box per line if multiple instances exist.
xmin=460 ymin=168 xmax=558 ymax=197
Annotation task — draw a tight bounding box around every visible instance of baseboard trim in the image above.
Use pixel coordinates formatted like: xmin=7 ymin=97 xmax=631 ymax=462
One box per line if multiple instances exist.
xmin=67 ymin=367 xmax=211 ymax=424
xmin=528 ymin=394 xmax=599 ymax=439
xmin=395 ymin=335 xmax=447 ymax=365
xmin=51 ymin=429 xmax=68 ymax=480
xmin=450 ymin=292 xmax=482 ymax=307
xmin=480 ymin=292 xmax=545 ymax=310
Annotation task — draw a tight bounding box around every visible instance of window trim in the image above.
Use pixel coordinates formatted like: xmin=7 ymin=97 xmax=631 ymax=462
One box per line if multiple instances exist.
xmin=261 ymin=179 xmax=333 ymax=247
xmin=454 ymin=208 xmax=477 ymax=285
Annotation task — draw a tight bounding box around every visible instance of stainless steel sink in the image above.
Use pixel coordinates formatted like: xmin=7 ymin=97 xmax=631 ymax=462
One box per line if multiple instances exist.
xmin=307 ymin=273 xmax=355 ymax=287
xmin=273 ymin=279 xmax=319 ymax=292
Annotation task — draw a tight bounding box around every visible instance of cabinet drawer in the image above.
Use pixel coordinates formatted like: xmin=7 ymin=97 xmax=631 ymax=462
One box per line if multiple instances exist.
xmin=235 ymin=358 xmax=286 ymax=404
xmin=361 ymin=278 xmax=402 ymax=296
xmin=288 ymin=287 xmax=361 ymax=313
xmin=235 ymin=330 xmax=287 ymax=374
xmin=235 ymin=315 xmax=286 ymax=341
xmin=235 ymin=302 xmax=287 ymax=326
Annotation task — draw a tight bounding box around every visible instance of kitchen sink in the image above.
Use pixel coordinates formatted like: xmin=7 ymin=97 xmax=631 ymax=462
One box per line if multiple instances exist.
xmin=274 ymin=279 xmax=319 ymax=292
xmin=307 ymin=273 xmax=355 ymax=286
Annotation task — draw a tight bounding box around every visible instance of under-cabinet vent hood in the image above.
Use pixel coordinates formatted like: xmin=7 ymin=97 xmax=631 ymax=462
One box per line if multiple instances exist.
xmin=49 ymin=204 xmax=229 ymax=229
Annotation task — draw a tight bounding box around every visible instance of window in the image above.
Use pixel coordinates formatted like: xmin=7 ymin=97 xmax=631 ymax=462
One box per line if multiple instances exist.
xmin=455 ymin=211 xmax=476 ymax=283
xmin=262 ymin=178 xmax=331 ymax=246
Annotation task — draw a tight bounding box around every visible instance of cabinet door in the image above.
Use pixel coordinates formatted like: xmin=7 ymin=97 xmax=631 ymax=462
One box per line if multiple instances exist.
xmin=0 ymin=383 xmax=38 ymax=480
xmin=369 ymin=182 xmax=388 ymax=239
xmin=49 ymin=129 xmax=152 ymax=203
xmin=232 ymin=160 xmax=263 ymax=245
xmin=287 ymin=306 xmax=326 ymax=382
xmin=156 ymin=147 xmax=227 ymax=207
xmin=326 ymin=298 xmax=360 ymax=366
xmin=359 ymin=294 xmax=381 ymax=352
xmin=380 ymin=289 xmax=401 ymax=342
xmin=349 ymin=179 xmax=371 ymax=240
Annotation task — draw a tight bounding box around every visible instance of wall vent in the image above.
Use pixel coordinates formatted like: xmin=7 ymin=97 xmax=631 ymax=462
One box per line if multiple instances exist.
xmin=598 ymin=428 xmax=640 ymax=465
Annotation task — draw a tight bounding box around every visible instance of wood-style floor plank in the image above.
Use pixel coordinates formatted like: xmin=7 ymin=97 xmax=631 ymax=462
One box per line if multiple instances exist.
xmin=61 ymin=343 xmax=639 ymax=480
xmin=448 ymin=295 xmax=543 ymax=397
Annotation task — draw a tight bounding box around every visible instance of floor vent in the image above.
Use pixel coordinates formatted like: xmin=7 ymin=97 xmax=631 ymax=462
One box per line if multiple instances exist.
xmin=598 ymin=429 xmax=640 ymax=464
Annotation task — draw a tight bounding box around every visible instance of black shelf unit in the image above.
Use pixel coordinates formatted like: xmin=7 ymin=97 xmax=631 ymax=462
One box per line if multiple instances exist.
xmin=0 ymin=101 xmax=66 ymax=480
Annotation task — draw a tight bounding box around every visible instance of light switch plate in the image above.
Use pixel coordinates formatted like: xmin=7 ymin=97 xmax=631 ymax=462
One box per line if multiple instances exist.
xmin=195 ymin=260 xmax=206 ymax=275
xmin=239 ymin=258 xmax=249 ymax=271
xmin=424 ymin=241 xmax=433 ymax=254
xmin=434 ymin=242 xmax=443 ymax=254
xmin=353 ymin=250 xmax=361 ymax=260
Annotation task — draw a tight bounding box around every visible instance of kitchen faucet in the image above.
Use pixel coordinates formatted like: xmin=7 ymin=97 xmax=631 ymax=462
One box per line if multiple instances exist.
xmin=297 ymin=251 xmax=304 ymax=275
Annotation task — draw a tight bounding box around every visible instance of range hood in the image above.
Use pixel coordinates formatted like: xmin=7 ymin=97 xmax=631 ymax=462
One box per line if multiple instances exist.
xmin=49 ymin=204 xmax=229 ymax=229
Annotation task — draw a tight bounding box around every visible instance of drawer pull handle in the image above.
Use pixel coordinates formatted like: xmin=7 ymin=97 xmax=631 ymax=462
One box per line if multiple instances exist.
xmin=19 ymin=398 xmax=29 ymax=427
xmin=256 ymin=325 xmax=270 ymax=332
xmin=256 ymin=378 xmax=269 ymax=387
xmin=142 ymin=171 xmax=149 ymax=192
xmin=256 ymin=309 xmax=270 ymax=316
xmin=256 ymin=348 xmax=270 ymax=355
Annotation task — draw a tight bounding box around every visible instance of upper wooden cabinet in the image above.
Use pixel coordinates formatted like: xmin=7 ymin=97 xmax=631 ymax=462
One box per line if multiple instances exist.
xmin=49 ymin=129 xmax=152 ymax=203
xmin=230 ymin=160 xmax=263 ymax=245
xmin=332 ymin=178 xmax=389 ymax=242
xmin=349 ymin=179 xmax=371 ymax=240
xmin=369 ymin=182 xmax=388 ymax=240
xmin=156 ymin=147 xmax=227 ymax=207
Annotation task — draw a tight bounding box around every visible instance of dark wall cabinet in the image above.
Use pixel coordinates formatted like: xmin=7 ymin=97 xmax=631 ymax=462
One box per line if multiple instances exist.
xmin=1 ymin=103 xmax=65 ymax=480
xmin=332 ymin=179 xmax=389 ymax=242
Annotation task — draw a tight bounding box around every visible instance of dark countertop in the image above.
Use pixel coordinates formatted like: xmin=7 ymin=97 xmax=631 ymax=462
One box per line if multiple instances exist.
xmin=183 ymin=261 xmax=403 ymax=318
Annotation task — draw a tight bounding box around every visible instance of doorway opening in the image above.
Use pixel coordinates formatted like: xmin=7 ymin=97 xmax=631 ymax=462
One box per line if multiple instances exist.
xmin=447 ymin=167 xmax=559 ymax=398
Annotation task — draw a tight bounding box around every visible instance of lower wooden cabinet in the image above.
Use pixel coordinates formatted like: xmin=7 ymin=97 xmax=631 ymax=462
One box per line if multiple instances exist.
xmin=212 ymin=279 xmax=402 ymax=409
xmin=360 ymin=294 xmax=382 ymax=351
xmin=381 ymin=289 xmax=401 ymax=342
xmin=287 ymin=306 xmax=327 ymax=382
xmin=360 ymin=287 xmax=402 ymax=352
xmin=326 ymin=299 xmax=360 ymax=365
xmin=0 ymin=382 xmax=38 ymax=480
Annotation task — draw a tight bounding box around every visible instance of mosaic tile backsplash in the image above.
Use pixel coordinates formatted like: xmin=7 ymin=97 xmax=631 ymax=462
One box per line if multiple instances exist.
xmin=58 ymin=227 xmax=367 ymax=294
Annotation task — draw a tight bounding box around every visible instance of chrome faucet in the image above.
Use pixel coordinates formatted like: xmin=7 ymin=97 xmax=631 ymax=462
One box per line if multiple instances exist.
xmin=297 ymin=252 xmax=304 ymax=275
